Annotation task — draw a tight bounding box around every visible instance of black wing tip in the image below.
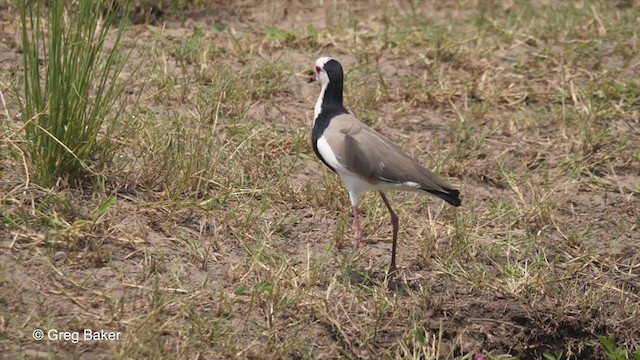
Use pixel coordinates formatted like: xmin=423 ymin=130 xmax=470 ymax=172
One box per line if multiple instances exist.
xmin=445 ymin=190 xmax=462 ymax=207
xmin=427 ymin=189 xmax=461 ymax=207
xmin=448 ymin=195 xmax=462 ymax=207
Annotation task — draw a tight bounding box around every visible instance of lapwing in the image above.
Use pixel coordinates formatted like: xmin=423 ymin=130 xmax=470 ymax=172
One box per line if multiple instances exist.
xmin=308 ymin=56 xmax=461 ymax=276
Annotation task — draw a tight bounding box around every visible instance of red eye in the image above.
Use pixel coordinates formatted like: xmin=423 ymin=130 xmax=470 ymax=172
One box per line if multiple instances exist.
xmin=315 ymin=66 xmax=321 ymax=73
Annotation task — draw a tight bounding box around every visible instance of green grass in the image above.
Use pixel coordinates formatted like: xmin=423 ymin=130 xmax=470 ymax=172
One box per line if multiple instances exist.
xmin=18 ymin=0 xmax=132 ymax=187
xmin=0 ymin=0 xmax=639 ymax=359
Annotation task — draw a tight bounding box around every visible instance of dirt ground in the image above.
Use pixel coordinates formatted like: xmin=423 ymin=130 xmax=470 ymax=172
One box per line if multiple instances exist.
xmin=1 ymin=1 xmax=639 ymax=359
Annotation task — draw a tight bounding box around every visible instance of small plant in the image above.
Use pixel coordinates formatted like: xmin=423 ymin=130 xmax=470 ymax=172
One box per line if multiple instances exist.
xmin=19 ymin=0 xmax=131 ymax=187
xmin=543 ymin=350 xmax=564 ymax=360
xmin=265 ymin=26 xmax=296 ymax=43
xmin=598 ymin=336 xmax=640 ymax=360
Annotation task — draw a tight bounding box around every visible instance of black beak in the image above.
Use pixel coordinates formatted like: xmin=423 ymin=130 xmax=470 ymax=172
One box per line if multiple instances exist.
xmin=307 ymin=73 xmax=317 ymax=83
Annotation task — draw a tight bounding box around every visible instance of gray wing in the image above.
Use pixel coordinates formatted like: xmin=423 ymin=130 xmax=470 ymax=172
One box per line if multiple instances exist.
xmin=327 ymin=115 xmax=461 ymax=206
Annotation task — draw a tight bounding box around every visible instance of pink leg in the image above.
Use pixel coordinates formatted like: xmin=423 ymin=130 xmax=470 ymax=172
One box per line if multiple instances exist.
xmin=379 ymin=192 xmax=399 ymax=274
xmin=352 ymin=206 xmax=362 ymax=249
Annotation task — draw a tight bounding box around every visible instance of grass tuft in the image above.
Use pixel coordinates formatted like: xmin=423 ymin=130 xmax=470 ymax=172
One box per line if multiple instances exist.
xmin=19 ymin=0 xmax=132 ymax=187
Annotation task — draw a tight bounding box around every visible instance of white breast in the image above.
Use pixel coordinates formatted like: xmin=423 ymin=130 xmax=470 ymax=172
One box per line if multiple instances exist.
xmin=314 ymin=82 xmax=328 ymax=120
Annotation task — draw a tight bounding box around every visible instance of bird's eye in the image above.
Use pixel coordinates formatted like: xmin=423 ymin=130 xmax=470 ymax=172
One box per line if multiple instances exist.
xmin=315 ymin=66 xmax=321 ymax=73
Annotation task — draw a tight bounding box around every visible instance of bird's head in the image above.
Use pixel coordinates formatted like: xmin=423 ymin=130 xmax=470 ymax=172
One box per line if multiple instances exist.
xmin=308 ymin=57 xmax=343 ymax=86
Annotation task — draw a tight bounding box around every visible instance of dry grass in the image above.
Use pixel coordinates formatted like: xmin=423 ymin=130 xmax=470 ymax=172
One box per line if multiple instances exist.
xmin=1 ymin=1 xmax=639 ymax=359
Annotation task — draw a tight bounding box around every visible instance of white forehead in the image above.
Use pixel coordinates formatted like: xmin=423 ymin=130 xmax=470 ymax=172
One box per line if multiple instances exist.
xmin=315 ymin=57 xmax=333 ymax=68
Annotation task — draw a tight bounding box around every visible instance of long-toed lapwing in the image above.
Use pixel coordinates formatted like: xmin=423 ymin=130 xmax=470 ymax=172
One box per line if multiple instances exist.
xmin=308 ymin=56 xmax=461 ymax=277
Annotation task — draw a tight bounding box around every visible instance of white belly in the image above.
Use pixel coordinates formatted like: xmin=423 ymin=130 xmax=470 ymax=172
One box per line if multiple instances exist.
xmin=317 ymin=135 xmax=373 ymax=206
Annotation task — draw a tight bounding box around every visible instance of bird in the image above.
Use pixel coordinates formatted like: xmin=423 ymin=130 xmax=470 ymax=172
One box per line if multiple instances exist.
xmin=307 ymin=56 xmax=461 ymax=277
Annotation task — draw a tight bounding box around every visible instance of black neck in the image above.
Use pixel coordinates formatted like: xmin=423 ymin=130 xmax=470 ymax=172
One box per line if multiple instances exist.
xmin=324 ymin=80 xmax=344 ymax=107
xmin=320 ymin=81 xmax=347 ymax=119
